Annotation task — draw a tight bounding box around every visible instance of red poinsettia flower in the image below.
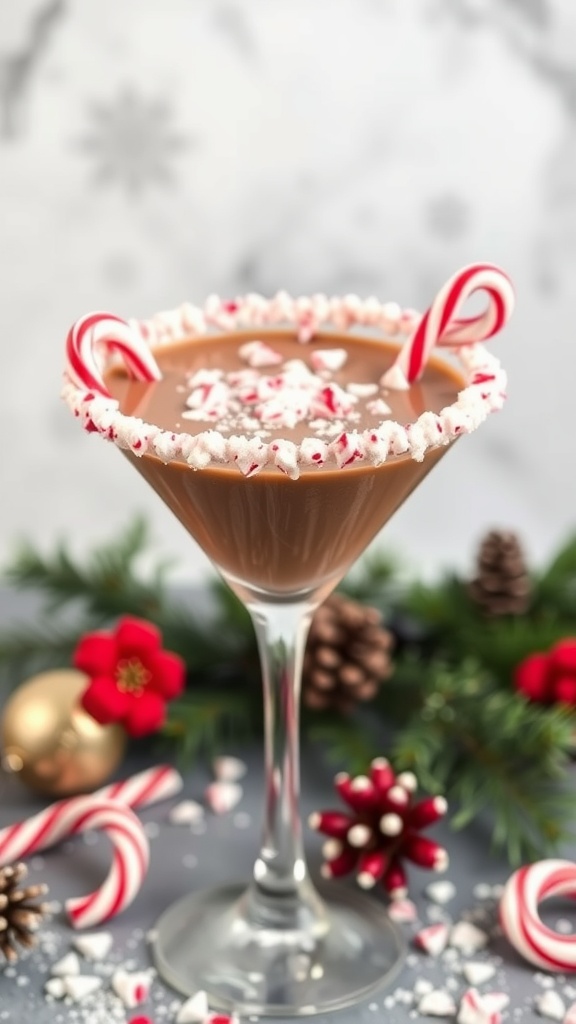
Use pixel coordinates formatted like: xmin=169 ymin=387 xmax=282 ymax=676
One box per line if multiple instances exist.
xmin=514 ymin=638 xmax=576 ymax=707
xmin=74 ymin=617 xmax=185 ymax=737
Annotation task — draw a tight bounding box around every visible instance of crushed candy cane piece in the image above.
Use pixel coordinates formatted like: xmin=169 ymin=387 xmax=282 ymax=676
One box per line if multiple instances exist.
xmin=169 ymin=800 xmax=205 ymax=826
xmin=418 ymin=989 xmax=457 ymax=1017
xmin=111 ymin=968 xmax=151 ymax=1008
xmin=482 ymin=993 xmax=509 ymax=1013
xmin=205 ymin=781 xmax=243 ymax=814
xmin=388 ymin=899 xmax=418 ymax=923
xmin=462 ymin=962 xmax=496 ymax=987
xmin=212 ymin=756 xmax=247 ymax=783
xmin=414 ymin=923 xmax=450 ymax=956
xmin=50 ymin=951 xmax=80 ymax=976
xmin=310 ymin=348 xmax=348 ymax=372
xmin=458 ymin=989 xmax=499 ymax=1024
xmin=63 ymin=975 xmax=103 ymax=1002
xmin=426 ymin=880 xmax=456 ymax=905
xmin=73 ymin=931 xmax=113 ymax=961
xmin=535 ymin=991 xmax=566 ymax=1020
xmin=239 ymin=340 xmax=283 ymax=367
xmin=176 ymin=990 xmax=209 ymax=1023
xmin=44 ymin=977 xmax=66 ymax=999
xmin=450 ymin=921 xmax=489 ymax=954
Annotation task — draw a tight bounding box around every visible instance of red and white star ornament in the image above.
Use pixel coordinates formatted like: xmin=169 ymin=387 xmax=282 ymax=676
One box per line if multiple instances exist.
xmin=308 ymin=758 xmax=448 ymax=898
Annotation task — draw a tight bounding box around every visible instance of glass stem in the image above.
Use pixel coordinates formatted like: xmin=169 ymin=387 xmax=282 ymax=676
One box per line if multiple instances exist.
xmin=243 ymin=599 xmax=327 ymax=934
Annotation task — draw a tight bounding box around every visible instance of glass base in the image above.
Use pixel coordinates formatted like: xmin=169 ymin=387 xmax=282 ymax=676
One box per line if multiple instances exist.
xmin=152 ymin=882 xmax=406 ymax=1017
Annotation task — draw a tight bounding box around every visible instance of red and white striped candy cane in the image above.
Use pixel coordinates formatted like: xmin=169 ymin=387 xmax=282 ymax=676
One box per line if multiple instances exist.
xmin=0 ymin=796 xmax=149 ymax=929
xmin=499 ymin=859 xmax=576 ymax=971
xmin=65 ymin=312 xmax=162 ymax=396
xmin=95 ymin=764 xmax=183 ymax=809
xmin=383 ymin=263 xmax=515 ymax=389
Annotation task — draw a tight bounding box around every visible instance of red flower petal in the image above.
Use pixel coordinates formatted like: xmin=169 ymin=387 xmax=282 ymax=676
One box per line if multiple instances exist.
xmin=553 ymin=676 xmax=576 ymax=705
xmin=81 ymin=676 xmax=130 ymax=724
xmin=123 ymin=691 xmax=166 ymax=738
xmin=550 ymin=639 xmax=576 ymax=676
xmin=147 ymin=650 xmax=186 ymax=699
xmin=74 ymin=634 xmax=117 ymax=676
xmin=514 ymin=653 xmax=551 ymax=703
xmin=116 ymin=617 xmax=161 ymax=658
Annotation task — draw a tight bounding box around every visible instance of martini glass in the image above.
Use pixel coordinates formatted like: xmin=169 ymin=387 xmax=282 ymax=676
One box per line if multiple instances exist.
xmin=105 ymin=327 xmax=462 ymax=1018
xmin=63 ymin=269 xmax=511 ymax=1017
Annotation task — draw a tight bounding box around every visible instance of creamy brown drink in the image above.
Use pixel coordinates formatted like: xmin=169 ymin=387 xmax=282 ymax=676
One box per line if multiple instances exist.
xmin=105 ymin=330 xmax=464 ymax=597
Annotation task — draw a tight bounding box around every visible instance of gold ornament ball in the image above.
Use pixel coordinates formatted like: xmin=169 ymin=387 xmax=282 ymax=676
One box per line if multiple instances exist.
xmin=0 ymin=669 xmax=126 ymax=797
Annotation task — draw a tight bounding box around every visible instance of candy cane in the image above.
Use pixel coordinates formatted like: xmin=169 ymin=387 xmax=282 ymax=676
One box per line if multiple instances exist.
xmin=0 ymin=796 xmax=149 ymax=928
xmin=65 ymin=311 xmax=162 ymax=396
xmin=382 ymin=263 xmax=514 ymax=389
xmin=95 ymin=764 xmax=183 ymax=808
xmin=499 ymin=859 xmax=576 ymax=971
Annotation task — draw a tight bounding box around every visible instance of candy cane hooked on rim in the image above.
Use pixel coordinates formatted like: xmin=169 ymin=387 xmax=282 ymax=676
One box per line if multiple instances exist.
xmin=0 ymin=796 xmax=149 ymax=929
xmin=65 ymin=311 xmax=162 ymax=396
xmin=382 ymin=263 xmax=515 ymax=390
xmin=499 ymin=859 xmax=576 ymax=971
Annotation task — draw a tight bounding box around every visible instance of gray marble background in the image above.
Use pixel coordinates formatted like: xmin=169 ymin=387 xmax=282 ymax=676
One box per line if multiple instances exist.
xmin=1 ymin=0 xmax=575 ymax=581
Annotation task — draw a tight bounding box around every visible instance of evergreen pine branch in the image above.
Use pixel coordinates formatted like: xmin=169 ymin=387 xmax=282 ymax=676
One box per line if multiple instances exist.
xmin=305 ymin=714 xmax=382 ymax=776
xmin=0 ymin=519 xmax=254 ymax=679
xmin=538 ymin=534 xmax=576 ymax=590
xmin=163 ymin=689 xmax=259 ymax=765
xmin=4 ymin=517 xmax=166 ymax=620
xmin=390 ymin=658 xmax=576 ymax=863
xmin=341 ymin=550 xmax=400 ymax=604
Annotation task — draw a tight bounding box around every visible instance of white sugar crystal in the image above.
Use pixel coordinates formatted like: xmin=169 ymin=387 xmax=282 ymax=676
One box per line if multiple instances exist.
xmin=111 ymin=968 xmax=151 ymax=1008
xmin=205 ymin=780 xmax=243 ymax=814
xmin=414 ymin=980 xmax=434 ymax=996
xmin=473 ymin=884 xmax=493 ymax=901
xmin=73 ymin=932 xmax=113 ymax=961
xmin=427 ymin=906 xmax=452 ymax=925
xmin=44 ymin=977 xmax=66 ymax=999
xmin=426 ymin=880 xmax=456 ymax=905
xmin=556 ymin=919 xmax=572 ymax=935
xmin=450 ymin=921 xmax=489 ymax=954
xmin=463 ymin=962 xmax=496 ymax=987
xmin=63 ymin=975 xmax=103 ymax=1002
xmin=176 ymin=990 xmax=209 ymax=1022
xmin=418 ymin=990 xmax=457 ymax=1017
xmin=534 ymin=991 xmax=565 ymax=1020
xmin=51 ymin=952 xmax=81 ymax=977
xmin=213 ymin=755 xmax=248 ymax=782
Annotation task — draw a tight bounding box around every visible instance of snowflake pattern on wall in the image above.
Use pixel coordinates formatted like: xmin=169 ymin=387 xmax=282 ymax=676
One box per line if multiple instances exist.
xmin=77 ymin=87 xmax=190 ymax=194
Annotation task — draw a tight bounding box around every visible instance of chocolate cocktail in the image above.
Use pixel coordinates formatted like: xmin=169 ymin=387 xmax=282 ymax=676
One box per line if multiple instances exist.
xmin=62 ymin=264 xmax=513 ymax=1016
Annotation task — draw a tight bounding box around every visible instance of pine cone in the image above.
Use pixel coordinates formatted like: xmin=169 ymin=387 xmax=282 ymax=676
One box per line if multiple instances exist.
xmin=303 ymin=593 xmax=394 ymax=713
xmin=0 ymin=863 xmax=50 ymax=963
xmin=468 ymin=530 xmax=532 ymax=617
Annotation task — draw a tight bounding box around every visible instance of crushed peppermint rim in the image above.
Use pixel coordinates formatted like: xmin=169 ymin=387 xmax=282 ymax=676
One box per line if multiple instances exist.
xmin=62 ymin=289 xmax=508 ymax=480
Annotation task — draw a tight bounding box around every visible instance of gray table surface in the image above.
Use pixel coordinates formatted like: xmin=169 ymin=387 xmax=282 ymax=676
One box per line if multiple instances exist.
xmin=0 ymin=593 xmax=575 ymax=1023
